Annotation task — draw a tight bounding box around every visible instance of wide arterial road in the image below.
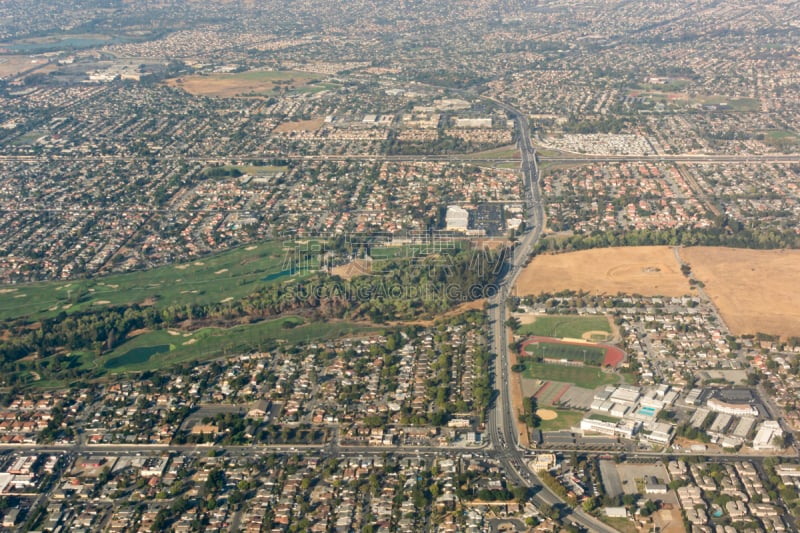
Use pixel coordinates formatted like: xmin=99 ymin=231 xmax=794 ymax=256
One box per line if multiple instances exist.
xmin=484 ymin=97 xmax=619 ymax=533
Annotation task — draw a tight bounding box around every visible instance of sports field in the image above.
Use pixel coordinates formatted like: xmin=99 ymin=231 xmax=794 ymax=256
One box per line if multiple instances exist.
xmin=0 ymin=241 xmax=306 ymax=321
xmin=524 ymin=341 xmax=606 ymax=366
xmin=522 ymin=361 xmax=619 ymax=389
xmin=537 ymin=409 xmax=585 ymax=432
xmin=518 ymin=315 xmax=611 ymax=341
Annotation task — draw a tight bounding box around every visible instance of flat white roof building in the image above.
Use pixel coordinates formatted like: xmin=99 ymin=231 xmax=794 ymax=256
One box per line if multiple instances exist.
xmin=709 ymin=413 xmax=732 ymax=435
xmin=753 ymin=421 xmax=783 ymax=451
xmin=445 ymin=205 xmax=469 ymax=232
xmin=707 ymin=397 xmax=758 ymax=417
xmin=690 ymin=408 xmax=710 ymax=429
xmin=610 ymin=385 xmax=641 ymax=405
xmin=454 ymin=117 xmax=492 ymax=128
xmin=580 ymin=418 xmax=639 ymax=439
xmin=685 ymin=388 xmax=703 ymax=405
xmin=733 ymin=416 xmax=756 ymax=439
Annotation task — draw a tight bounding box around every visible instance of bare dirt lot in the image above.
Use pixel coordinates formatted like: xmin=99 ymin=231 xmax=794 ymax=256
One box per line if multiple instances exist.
xmin=0 ymin=55 xmax=46 ymax=77
xmin=516 ymin=245 xmax=800 ymax=339
xmin=330 ymin=259 xmax=374 ymax=280
xmin=515 ymin=246 xmax=691 ymax=297
xmin=166 ymin=70 xmax=318 ymax=98
xmin=274 ymin=118 xmax=325 ymax=133
xmin=682 ymin=247 xmax=800 ymax=338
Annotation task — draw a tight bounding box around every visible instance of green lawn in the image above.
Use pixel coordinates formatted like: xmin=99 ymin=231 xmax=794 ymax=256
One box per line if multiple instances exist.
xmin=518 ymin=315 xmax=611 ymax=339
xmin=588 ymin=413 xmax=620 ymax=423
xmin=695 ymin=95 xmax=761 ymax=112
xmin=600 ymin=517 xmax=637 ymax=533
xmin=0 ymin=241 xmax=307 ymax=321
xmin=100 ymin=317 xmax=376 ymax=372
xmin=458 ymin=145 xmax=521 ymax=160
xmin=538 ymin=409 xmax=585 ymax=432
xmin=761 ymin=130 xmax=799 ymax=150
xmin=292 ymin=82 xmax=340 ymax=94
xmin=201 ymin=164 xmax=288 ymax=178
xmin=522 ymin=361 xmax=619 ymax=389
xmin=524 ymin=342 xmax=606 ymax=366
xmin=226 ymin=70 xmax=320 ymax=82
xmin=494 ymin=162 xmax=522 ymax=169
xmin=11 ymin=130 xmax=47 ymax=146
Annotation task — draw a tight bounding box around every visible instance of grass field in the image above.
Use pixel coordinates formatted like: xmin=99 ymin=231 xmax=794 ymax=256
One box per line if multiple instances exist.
xmin=538 ymin=409 xmax=585 ymax=432
xmin=518 ymin=315 xmax=611 ymax=339
xmin=457 ymin=145 xmax=521 ymax=160
xmin=524 ymin=342 xmax=606 ymax=366
xmin=589 ymin=413 xmax=621 ymax=423
xmin=601 ymin=517 xmax=638 ymax=533
xmin=99 ymin=317 xmax=375 ymax=372
xmin=201 ymin=164 xmax=288 ymax=177
xmin=10 ymin=130 xmax=47 ymax=146
xmin=761 ymin=129 xmax=799 ymax=150
xmin=522 ymin=361 xmax=618 ymax=389
xmin=166 ymin=70 xmax=324 ymax=98
xmin=0 ymin=241 xmax=306 ymax=321
xmin=696 ymin=95 xmax=761 ymax=112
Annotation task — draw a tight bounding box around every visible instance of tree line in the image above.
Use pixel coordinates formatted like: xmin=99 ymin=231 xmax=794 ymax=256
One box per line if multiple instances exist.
xmin=536 ymin=219 xmax=800 ymax=253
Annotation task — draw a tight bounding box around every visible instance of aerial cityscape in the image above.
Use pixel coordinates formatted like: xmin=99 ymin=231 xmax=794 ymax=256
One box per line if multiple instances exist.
xmin=0 ymin=0 xmax=799 ymax=531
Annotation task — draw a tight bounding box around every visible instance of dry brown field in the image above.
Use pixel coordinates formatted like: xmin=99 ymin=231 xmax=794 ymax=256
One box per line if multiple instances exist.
xmin=330 ymin=259 xmax=374 ymax=280
xmin=682 ymin=247 xmax=800 ymax=338
xmin=165 ymin=70 xmax=317 ymax=98
xmin=515 ymin=246 xmax=690 ymax=297
xmin=0 ymin=56 xmax=46 ymax=77
xmin=274 ymin=118 xmax=325 ymax=133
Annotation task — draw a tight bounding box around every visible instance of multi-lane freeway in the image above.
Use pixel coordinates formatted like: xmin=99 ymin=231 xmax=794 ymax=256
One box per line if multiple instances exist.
xmin=1 ymin=153 xmax=798 ymax=165
xmin=484 ymin=99 xmax=620 ymax=533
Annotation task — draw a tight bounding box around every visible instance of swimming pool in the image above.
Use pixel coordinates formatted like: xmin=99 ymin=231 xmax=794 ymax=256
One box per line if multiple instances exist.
xmin=638 ymin=406 xmax=656 ymax=416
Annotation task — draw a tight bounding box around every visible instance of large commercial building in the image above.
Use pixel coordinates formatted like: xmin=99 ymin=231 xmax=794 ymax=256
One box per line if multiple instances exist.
xmin=753 ymin=421 xmax=783 ymax=451
xmin=453 ymin=118 xmax=492 ymax=128
xmin=445 ymin=205 xmax=469 ymax=232
xmin=580 ymin=419 xmax=640 ymax=439
xmin=707 ymin=397 xmax=758 ymax=417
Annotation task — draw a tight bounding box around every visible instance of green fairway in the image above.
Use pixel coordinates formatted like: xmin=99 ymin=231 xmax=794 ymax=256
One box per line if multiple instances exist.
xmin=522 ymin=361 xmax=618 ymax=389
xmin=0 ymin=241 xmax=310 ymax=321
xmin=105 ymin=344 xmax=173 ymax=369
xmin=518 ymin=315 xmax=611 ymax=340
xmin=524 ymin=342 xmax=606 ymax=366
xmin=100 ymin=316 xmax=376 ymax=372
xmin=538 ymin=409 xmax=585 ymax=432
